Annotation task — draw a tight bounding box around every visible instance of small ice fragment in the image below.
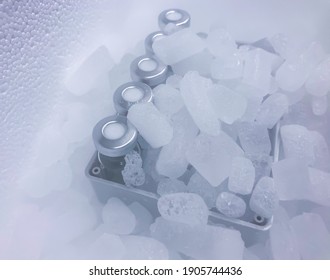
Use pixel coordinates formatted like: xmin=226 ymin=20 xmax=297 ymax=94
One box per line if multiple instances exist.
xmin=127 ymin=102 xmax=173 ymax=148
xmin=270 ymin=207 xmax=300 ymax=260
xmin=272 ymin=158 xmax=312 ymax=201
xmin=275 ymin=42 xmax=325 ymax=92
xmin=157 ymin=178 xmax=187 ymax=196
xmin=171 ymin=50 xmax=213 ymax=77
xmin=246 ymin=153 xmax=272 ymax=183
xmin=180 ymin=71 xmax=220 ymax=136
xmin=238 ymin=122 xmax=271 ymax=155
xmin=102 ymin=198 xmax=136 ymax=235
xmin=186 ymin=132 xmax=244 ymax=186
xmin=206 ymin=27 xmax=237 ymax=58
xmin=208 ymin=84 xmax=247 ymax=124
xmin=65 ymin=46 xmax=114 ymax=96
xmin=243 ymin=48 xmax=278 ymax=91
xmin=211 ymin=54 xmax=243 ymax=80
xmin=290 ymin=213 xmax=330 ymax=259
xmin=249 ymin=177 xmax=278 ymax=219
xmin=152 ymin=29 xmax=205 ymax=65
xmin=122 ymin=150 xmax=145 ymax=187
xmin=305 ymin=56 xmax=330 ymax=96
xmin=86 ymin=233 xmax=125 ymax=260
xmin=150 ymin=218 xmax=245 ymax=260
xmin=157 ymin=193 xmax=209 ymax=225
xmin=153 ymin=84 xmax=184 ymax=117
xmin=308 ymin=168 xmax=330 ymax=207
xmin=228 ymin=156 xmax=255 ymax=195
xmin=187 ymin=172 xmax=222 ymax=209
xmin=156 ymin=108 xmax=199 ymax=178
xmin=216 ymin=192 xmax=246 ymax=218
xmin=166 ymin=74 xmax=182 ymax=89
xmin=311 ymin=95 xmax=328 ymax=116
xmin=128 ymin=202 xmax=153 ymax=234
xmin=121 ymin=235 xmax=169 ymax=260
xmin=256 ymin=93 xmax=289 ymax=128
xmin=280 ymin=125 xmax=315 ymax=165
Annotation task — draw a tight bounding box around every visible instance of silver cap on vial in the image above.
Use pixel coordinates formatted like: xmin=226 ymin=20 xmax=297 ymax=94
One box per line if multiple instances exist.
xmin=130 ymin=55 xmax=169 ymax=87
xmin=158 ymin=9 xmax=190 ymax=34
xmin=145 ymin=31 xmax=166 ymax=54
xmin=113 ymin=81 xmax=153 ymax=115
xmin=93 ymin=115 xmax=138 ymax=157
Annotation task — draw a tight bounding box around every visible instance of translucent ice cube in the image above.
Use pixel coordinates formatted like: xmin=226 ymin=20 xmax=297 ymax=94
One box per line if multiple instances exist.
xmin=128 ymin=202 xmax=154 ymax=234
xmin=166 ymin=74 xmax=182 ymax=89
xmin=305 ymin=56 xmax=330 ymax=96
xmin=153 ymin=84 xmax=184 ymax=117
xmin=127 ymin=102 xmax=173 ymax=148
xmin=238 ymin=122 xmax=271 ymax=155
xmin=228 ymin=156 xmax=255 ymax=195
xmin=152 ymin=29 xmax=205 ymax=65
xmin=157 ymin=178 xmax=188 ymax=196
xmin=206 ymin=27 xmax=237 ymax=58
xmin=308 ymin=168 xmax=330 ymax=207
xmin=211 ymin=54 xmax=243 ymax=80
xmin=65 ymin=46 xmax=115 ymax=96
xmin=156 ymin=108 xmax=199 ymax=178
xmin=272 ymin=158 xmax=312 ymax=201
xmin=290 ymin=213 xmax=330 ymax=259
xmin=256 ymin=93 xmax=289 ymax=129
xmin=310 ymin=131 xmax=330 ymax=171
xmin=249 ymin=177 xmax=278 ymax=219
xmin=102 ymin=198 xmax=136 ymax=235
xmin=246 ymin=153 xmax=272 ymax=183
xmin=157 ymin=193 xmax=209 ymax=225
xmin=150 ymin=218 xmax=244 ymax=260
xmin=187 ymin=172 xmax=222 ymax=209
xmin=280 ymin=125 xmax=315 ymax=165
xmin=216 ymin=192 xmax=246 ymax=218
xmin=121 ymin=235 xmax=169 ymax=260
xmin=186 ymin=132 xmax=244 ymax=186
xmin=311 ymin=95 xmax=328 ymax=116
xmin=208 ymin=84 xmax=247 ymax=124
xmin=180 ymin=71 xmax=220 ymax=136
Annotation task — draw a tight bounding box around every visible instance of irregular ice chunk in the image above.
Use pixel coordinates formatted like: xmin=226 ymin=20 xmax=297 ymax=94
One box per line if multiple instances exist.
xmin=65 ymin=46 xmax=114 ymax=96
xmin=153 ymin=84 xmax=184 ymax=117
xmin=102 ymin=198 xmax=136 ymax=235
xmin=208 ymin=84 xmax=247 ymax=124
xmin=86 ymin=233 xmax=125 ymax=260
xmin=249 ymin=177 xmax=278 ymax=218
xmin=157 ymin=178 xmax=188 ymax=196
xmin=127 ymin=102 xmax=173 ymax=148
xmin=180 ymin=71 xmax=219 ymax=136
xmin=311 ymin=95 xmax=328 ymax=116
xmin=186 ymin=132 xmax=244 ymax=186
xmin=243 ymin=48 xmax=279 ymax=91
xmin=216 ymin=192 xmax=246 ymax=218
xmin=150 ymin=218 xmax=244 ymax=259
xmin=187 ymin=172 xmax=222 ymax=209
xmin=122 ymin=150 xmax=145 ymax=187
xmin=128 ymin=202 xmax=153 ymax=234
xmin=171 ymin=50 xmax=213 ymax=77
xmin=158 ymin=193 xmax=209 ymax=225
xmin=308 ymin=168 xmax=330 ymax=207
xmin=310 ymin=131 xmax=330 ymax=171
xmin=270 ymin=207 xmax=300 ymax=260
xmin=228 ymin=156 xmax=255 ymax=195
xmin=256 ymin=93 xmax=289 ymax=128
xmin=121 ymin=235 xmax=169 ymax=260
xmin=211 ymin=54 xmax=243 ymax=80
xmin=246 ymin=153 xmax=272 ymax=183
xmin=206 ymin=27 xmax=237 ymax=58
xmin=276 ymin=42 xmax=325 ymax=92
xmin=305 ymin=56 xmax=330 ymax=96
xmin=238 ymin=122 xmax=271 ymax=155
xmin=152 ymin=29 xmax=205 ymax=65
xmin=272 ymin=158 xmax=311 ymax=201
xmin=166 ymin=74 xmax=182 ymax=89
xmin=156 ymin=108 xmax=199 ymax=178
xmin=280 ymin=125 xmax=315 ymax=164
xmin=290 ymin=213 xmax=330 ymax=259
